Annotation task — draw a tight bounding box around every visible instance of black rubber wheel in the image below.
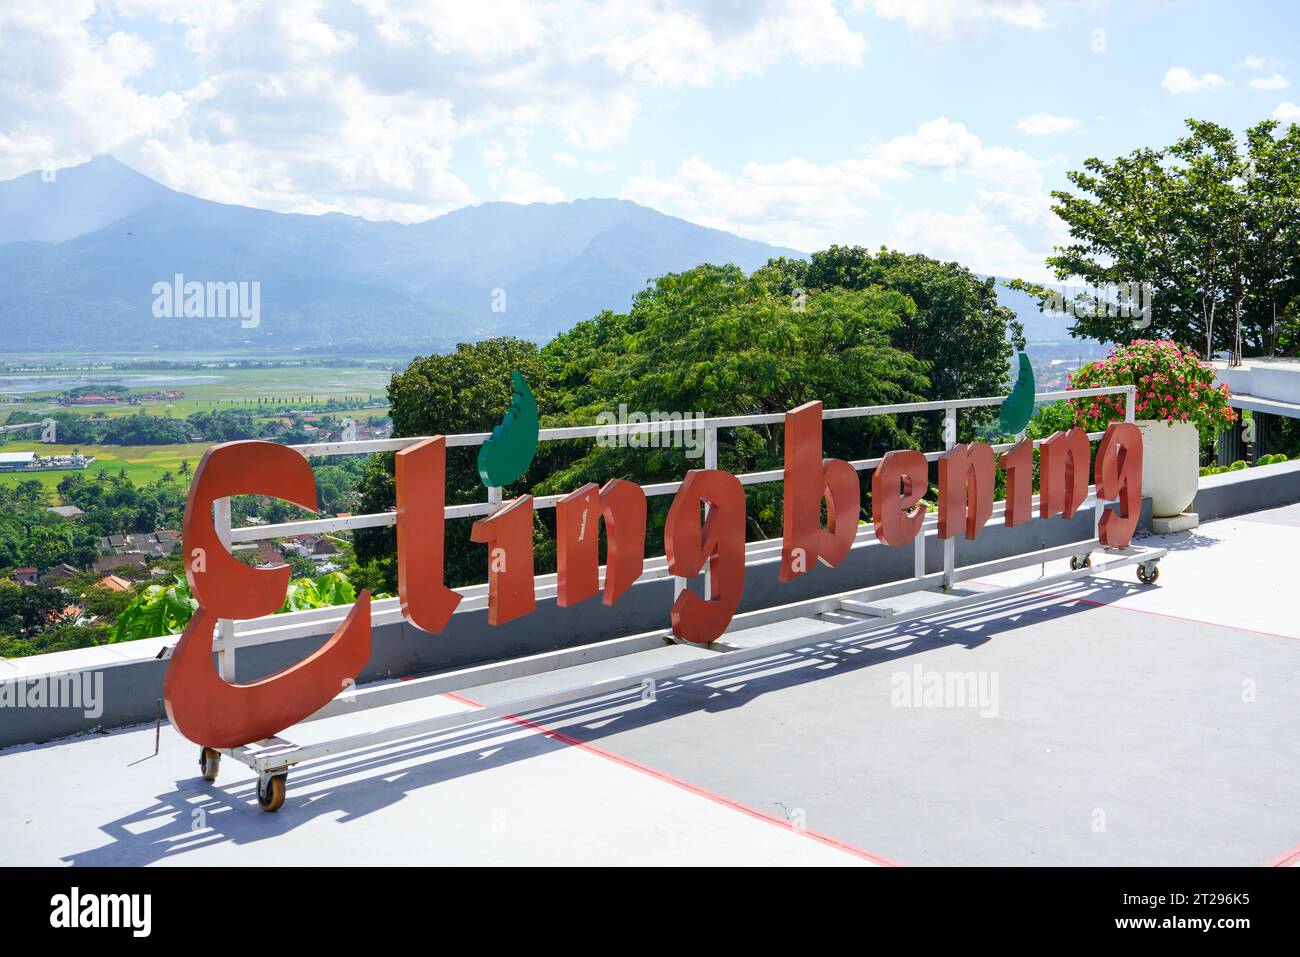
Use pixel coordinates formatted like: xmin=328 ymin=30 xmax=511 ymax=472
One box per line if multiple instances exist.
xmin=257 ymin=774 xmax=287 ymax=812
xmin=1069 ymin=555 xmax=1092 ymax=570
xmin=1137 ymin=564 xmax=1160 ymax=585
xmin=199 ymin=747 xmax=221 ymax=782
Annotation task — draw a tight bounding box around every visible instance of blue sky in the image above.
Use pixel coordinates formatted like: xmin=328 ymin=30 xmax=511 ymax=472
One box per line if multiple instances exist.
xmin=2 ymin=0 xmax=1297 ymax=279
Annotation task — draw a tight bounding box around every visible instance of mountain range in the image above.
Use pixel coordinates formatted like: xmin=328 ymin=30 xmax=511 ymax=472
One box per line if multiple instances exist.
xmin=0 ymin=156 xmax=1089 ymax=356
xmin=0 ymin=157 xmax=800 ymax=354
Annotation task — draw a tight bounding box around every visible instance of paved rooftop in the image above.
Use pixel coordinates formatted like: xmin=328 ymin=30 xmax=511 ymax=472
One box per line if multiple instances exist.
xmin=3 ymin=506 xmax=1300 ymax=866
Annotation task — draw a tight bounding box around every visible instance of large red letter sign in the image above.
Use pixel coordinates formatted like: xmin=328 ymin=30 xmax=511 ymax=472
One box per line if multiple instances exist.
xmin=999 ymin=437 xmax=1033 ymax=527
xmin=163 ymin=441 xmax=372 ymax=749
xmin=871 ymin=450 xmax=929 ymax=546
xmin=665 ymin=470 xmax=745 ymax=644
xmin=781 ymin=401 xmax=860 ymax=581
xmin=471 ymin=496 xmax=536 ymax=625
xmin=1094 ymin=422 xmax=1144 ymax=548
xmin=1039 ymin=428 xmax=1090 ymax=519
xmin=937 ymin=442 xmax=995 ymax=540
xmin=556 ymin=479 xmax=647 ymax=607
xmin=396 ymin=436 xmax=462 ymax=632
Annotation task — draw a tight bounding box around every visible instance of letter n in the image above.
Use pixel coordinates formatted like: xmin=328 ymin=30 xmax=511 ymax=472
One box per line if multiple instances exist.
xmin=1094 ymin=422 xmax=1143 ymax=547
xmin=556 ymin=479 xmax=647 ymax=607
xmin=780 ymin=401 xmax=860 ymax=581
xmin=999 ymin=437 xmax=1033 ymax=526
xmin=1039 ymin=428 xmax=1090 ymax=519
xmin=937 ymin=442 xmax=995 ymax=540
xmin=665 ymin=470 xmax=745 ymax=644
xmin=396 ymin=436 xmax=462 ymax=632
xmin=470 ymin=496 xmax=535 ymax=625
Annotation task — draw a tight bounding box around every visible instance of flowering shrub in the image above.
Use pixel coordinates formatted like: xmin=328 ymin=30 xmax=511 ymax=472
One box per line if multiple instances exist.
xmin=1068 ymin=339 xmax=1236 ymax=434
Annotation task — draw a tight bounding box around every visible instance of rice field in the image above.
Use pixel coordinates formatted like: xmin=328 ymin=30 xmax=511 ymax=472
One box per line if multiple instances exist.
xmin=0 ymin=440 xmax=213 ymax=490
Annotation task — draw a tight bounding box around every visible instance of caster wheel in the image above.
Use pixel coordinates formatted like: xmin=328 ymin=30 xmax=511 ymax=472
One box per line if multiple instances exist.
xmin=1137 ymin=564 xmax=1160 ymax=585
xmin=257 ymin=774 xmax=287 ymax=812
xmin=1069 ymin=555 xmax=1092 ymax=570
xmin=199 ymin=747 xmax=221 ymax=782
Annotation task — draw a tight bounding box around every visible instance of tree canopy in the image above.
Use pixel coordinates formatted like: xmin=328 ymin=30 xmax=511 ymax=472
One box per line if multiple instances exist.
xmin=356 ymin=252 xmax=1024 ymax=588
xmin=1018 ymin=118 xmax=1300 ymax=358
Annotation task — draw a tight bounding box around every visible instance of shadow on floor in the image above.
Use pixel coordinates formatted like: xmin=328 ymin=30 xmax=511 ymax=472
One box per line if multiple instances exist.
xmin=64 ymin=578 xmax=1161 ymax=865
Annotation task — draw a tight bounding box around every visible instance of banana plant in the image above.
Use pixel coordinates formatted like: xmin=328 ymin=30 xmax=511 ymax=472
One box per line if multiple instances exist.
xmin=109 ymin=575 xmax=197 ymax=642
xmin=278 ymin=571 xmax=357 ymax=613
xmin=109 ymin=570 xmax=364 ymax=641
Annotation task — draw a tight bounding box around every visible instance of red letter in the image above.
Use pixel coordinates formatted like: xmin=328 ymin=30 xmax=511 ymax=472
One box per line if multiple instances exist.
xmin=556 ymin=479 xmax=647 ymax=607
xmin=1095 ymin=422 xmax=1144 ymax=547
xmin=871 ymin=450 xmax=928 ymax=546
xmin=164 ymin=441 xmax=371 ymax=750
xmin=999 ymin=437 xmax=1033 ymax=527
xmin=780 ymin=401 xmax=860 ymax=581
xmin=471 ymin=496 xmax=535 ymax=625
xmin=665 ymin=470 xmax=745 ymax=644
xmin=396 ymin=436 xmax=462 ymax=633
xmin=937 ymin=442 xmax=995 ymax=540
xmin=1039 ymin=428 xmax=1090 ymax=519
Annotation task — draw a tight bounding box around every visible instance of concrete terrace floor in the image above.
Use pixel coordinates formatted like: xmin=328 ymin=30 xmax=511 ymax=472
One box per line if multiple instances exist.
xmin=2 ymin=507 xmax=1300 ymax=866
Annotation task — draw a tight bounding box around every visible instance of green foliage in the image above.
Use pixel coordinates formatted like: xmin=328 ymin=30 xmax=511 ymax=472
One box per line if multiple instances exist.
xmin=279 ymin=571 xmax=356 ymax=613
xmin=355 ymin=337 xmax=550 ymax=588
xmin=1015 ymin=119 xmax=1300 ymax=357
xmin=765 ymin=246 xmax=1024 ymax=402
xmin=0 ymin=481 xmax=102 ymax=571
xmin=1025 ymin=400 xmax=1078 ymax=440
xmin=108 ymin=570 xmax=366 ymax=642
xmin=356 ymin=253 xmax=1023 ymax=590
xmin=0 ymin=580 xmax=73 ymax=638
xmin=109 ymin=575 xmax=198 ymax=642
xmin=1202 ymin=452 xmax=1291 ymax=476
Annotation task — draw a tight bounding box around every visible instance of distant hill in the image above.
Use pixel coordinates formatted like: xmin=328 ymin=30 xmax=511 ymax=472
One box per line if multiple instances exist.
xmin=990 ymin=278 xmax=1109 ymax=360
xmin=0 ymin=157 xmax=801 ymax=354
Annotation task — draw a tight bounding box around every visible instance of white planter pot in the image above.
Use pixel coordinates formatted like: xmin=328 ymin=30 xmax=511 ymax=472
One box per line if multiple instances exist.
xmin=1135 ymin=419 xmax=1199 ymax=517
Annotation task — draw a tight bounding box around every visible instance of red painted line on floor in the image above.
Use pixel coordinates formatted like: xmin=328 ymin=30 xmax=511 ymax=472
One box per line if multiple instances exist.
xmin=1265 ymin=843 xmax=1300 ymax=867
xmin=963 ymin=579 xmax=1300 ymax=643
xmin=440 ymin=690 xmax=899 ymax=866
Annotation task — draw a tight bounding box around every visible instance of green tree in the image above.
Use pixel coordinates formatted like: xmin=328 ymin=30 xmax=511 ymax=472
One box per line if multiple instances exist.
xmin=1017 ymin=118 xmax=1300 ymax=358
xmin=766 ymin=246 xmax=1023 ymax=407
xmin=355 ymin=337 xmax=550 ymax=588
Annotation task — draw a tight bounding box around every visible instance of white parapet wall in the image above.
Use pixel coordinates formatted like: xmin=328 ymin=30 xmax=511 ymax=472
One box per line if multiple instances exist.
xmin=1214 ymin=357 xmax=1300 ymax=419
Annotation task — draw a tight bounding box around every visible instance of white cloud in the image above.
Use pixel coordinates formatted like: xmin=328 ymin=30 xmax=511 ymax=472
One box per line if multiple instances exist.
xmin=0 ymin=0 xmax=867 ymax=215
xmin=1240 ymin=54 xmax=1284 ymax=70
xmin=1249 ymin=74 xmax=1290 ymax=91
xmin=1274 ymin=102 xmax=1300 ymax=125
xmin=622 ymin=117 xmax=1064 ymax=279
xmin=1016 ymin=112 xmax=1084 ymax=134
xmin=1162 ymin=67 xmax=1227 ymax=94
xmin=0 ymin=3 xmax=185 ymax=178
xmin=489 ymin=167 xmax=566 ymax=205
xmin=866 ymin=0 xmax=1058 ymax=41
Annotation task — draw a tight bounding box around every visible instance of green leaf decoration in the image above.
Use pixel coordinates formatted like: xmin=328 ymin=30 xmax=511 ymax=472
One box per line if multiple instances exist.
xmin=477 ymin=370 xmax=539 ymax=488
xmin=998 ymin=352 xmax=1036 ymax=437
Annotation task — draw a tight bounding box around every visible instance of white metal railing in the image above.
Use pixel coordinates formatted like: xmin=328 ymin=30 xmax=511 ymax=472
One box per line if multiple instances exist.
xmin=226 ymin=385 xmax=1132 ymax=542
xmin=208 ymin=385 xmax=1136 ymax=674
